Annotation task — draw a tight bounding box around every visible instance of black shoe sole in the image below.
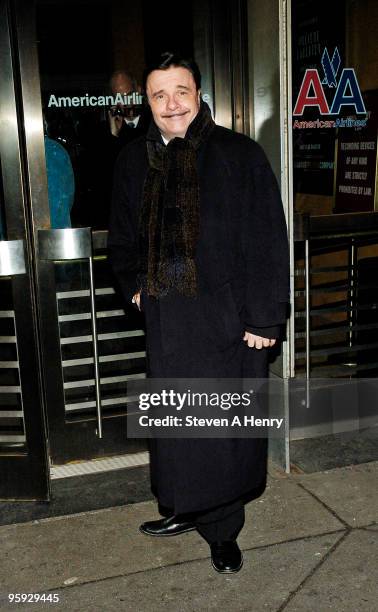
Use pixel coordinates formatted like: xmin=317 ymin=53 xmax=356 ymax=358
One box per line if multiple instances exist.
xmin=211 ymin=554 xmax=244 ymax=574
xmin=139 ymin=524 xmax=197 ymax=537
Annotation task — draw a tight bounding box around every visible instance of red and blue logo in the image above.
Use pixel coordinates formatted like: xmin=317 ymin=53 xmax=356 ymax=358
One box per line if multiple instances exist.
xmin=293 ymin=47 xmax=366 ymax=117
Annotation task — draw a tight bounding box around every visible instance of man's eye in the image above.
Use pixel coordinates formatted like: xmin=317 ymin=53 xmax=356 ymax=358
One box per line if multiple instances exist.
xmin=179 ymin=91 xmax=187 ymax=95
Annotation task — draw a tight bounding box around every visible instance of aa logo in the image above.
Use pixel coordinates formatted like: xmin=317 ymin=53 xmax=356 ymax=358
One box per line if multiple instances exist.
xmin=293 ymin=47 xmax=366 ymax=117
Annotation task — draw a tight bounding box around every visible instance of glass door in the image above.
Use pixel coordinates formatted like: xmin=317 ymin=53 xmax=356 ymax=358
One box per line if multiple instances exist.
xmin=33 ymin=0 xmax=157 ymax=464
xmin=0 ymin=0 xmax=49 ymax=499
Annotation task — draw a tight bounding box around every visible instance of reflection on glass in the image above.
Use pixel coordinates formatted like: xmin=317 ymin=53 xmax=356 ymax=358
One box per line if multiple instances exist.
xmin=55 ymin=256 xmax=146 ymax=421
xmin=0 ymin=205 xmax=5 ymax=241
xmin=0 ymin=284 xmax=27 ymax=449
xmin=36 ymin=0 xmax=195 ymax=230
xmin=0 ymin=165 xmax=25 ymax=446
xmin=44 ymin=135 xmax=75 ymax=229
xmin=0 ymin=272 xmax=26 ymax=449
xmin=0 ymin=167 xmax=6 ymax=240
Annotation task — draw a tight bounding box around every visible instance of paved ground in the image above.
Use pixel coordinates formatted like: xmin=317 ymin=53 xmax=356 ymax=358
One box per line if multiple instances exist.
xmin=0 ymin=461 xmax=377 ymax=612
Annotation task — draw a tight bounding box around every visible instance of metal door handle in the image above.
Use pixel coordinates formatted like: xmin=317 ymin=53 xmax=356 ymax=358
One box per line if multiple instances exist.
xmin=38 ymin=228 xmax=103 ymax=438
xmin=0 ymin=240 xmax=26 ymax=277
xmin=38 ymin=228 xmax=92 ymax=260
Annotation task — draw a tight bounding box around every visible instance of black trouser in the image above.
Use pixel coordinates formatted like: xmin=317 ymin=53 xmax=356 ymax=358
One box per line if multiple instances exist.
xmin=190 ymin=497 xmax=245 ymax=544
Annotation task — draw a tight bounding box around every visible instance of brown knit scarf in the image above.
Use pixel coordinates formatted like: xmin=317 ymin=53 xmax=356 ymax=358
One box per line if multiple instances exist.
xmin=138 ymin=100 xmax=215 ymax=298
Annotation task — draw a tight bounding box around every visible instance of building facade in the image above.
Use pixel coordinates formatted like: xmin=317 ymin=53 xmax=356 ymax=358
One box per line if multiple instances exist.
xmin=0 ymin=0 xmax=377 ymax=499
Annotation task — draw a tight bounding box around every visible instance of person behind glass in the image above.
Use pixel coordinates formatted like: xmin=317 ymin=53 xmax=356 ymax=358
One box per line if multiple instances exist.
xmin=108 ymin=52 xmax=289 ymax=574
xmin=88 ymin=70 xmax=151 ymax=229
xmin=107 ymin=70 xmax=150 ymax=151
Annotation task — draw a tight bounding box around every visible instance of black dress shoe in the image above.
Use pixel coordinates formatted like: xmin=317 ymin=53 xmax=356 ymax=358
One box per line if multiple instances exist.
xmin=210 ymin=541 xmax=243 ymax=573
xmin=139 ymin=515 xmax=196 ymax=537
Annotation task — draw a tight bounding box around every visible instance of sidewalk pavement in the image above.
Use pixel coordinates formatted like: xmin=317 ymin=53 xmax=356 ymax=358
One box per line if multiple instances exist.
xmin=0 ymin=461 xmax=377 ymax=612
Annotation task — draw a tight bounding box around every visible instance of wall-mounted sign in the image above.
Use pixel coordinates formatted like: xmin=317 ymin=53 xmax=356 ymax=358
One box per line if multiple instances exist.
xmin=293 ymin=47 xmax=367 ymax=124
xmin=334 ymin=91 xmax=378 ymax=213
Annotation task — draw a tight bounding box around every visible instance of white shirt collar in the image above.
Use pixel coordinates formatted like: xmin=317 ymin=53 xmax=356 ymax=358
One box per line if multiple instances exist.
xmin=161 ymin=134 xmax=169 ymax=145
xmin=125 ymin=115 xmax=140 ymax=128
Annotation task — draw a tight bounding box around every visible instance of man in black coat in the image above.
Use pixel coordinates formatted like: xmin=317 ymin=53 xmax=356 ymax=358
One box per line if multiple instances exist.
xmin=108 ymin=52 xmax=289 ymax=574
xmin=89 ymin=71 xmax=151 ymax=229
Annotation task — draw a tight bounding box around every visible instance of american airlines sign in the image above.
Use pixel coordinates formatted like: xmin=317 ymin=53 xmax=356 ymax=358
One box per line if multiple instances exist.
xmin=293 ymin=47 xmax=366 ymax=118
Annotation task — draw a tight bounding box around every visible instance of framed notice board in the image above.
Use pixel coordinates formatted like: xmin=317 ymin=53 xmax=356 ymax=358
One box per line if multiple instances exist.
xmin=334 ymin=91 xmax=378 ymax=213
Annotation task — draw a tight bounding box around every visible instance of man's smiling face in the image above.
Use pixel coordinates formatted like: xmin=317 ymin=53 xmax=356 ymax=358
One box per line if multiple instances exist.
xmin=146 ymin=66 xmax=200 ymax=141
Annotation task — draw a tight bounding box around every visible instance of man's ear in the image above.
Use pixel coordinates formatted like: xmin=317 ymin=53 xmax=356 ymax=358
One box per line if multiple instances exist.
xmin=197 ymin=89 xmax=201 ymax=103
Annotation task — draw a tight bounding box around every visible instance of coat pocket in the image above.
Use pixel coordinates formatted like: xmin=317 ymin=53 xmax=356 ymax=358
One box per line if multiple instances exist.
xmin=206 ymin=282 xmax=244 ymax=348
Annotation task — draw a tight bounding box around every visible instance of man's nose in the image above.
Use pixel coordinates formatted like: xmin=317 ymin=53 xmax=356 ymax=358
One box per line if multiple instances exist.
xmin=166 ymin=95 xmax=179 ymax=111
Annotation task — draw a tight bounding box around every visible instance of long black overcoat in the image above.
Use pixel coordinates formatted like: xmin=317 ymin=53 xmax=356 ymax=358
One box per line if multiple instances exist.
xmin=108 ymin=124 xmax=289 ymax=514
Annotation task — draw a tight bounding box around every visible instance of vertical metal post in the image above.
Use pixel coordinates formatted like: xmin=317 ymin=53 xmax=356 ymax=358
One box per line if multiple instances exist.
xmin=305 ymin=239 xmax=310 ymax=407
xmin=283 ymin=377 xmax=291 ymax=473
xmin=88 ymin=255 xmax=102 ymax=438
xmin=348 ymin=238 xmax=356 ymax=348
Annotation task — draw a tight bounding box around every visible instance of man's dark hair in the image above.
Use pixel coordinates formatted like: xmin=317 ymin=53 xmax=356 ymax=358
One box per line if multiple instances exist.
xmin=142 ymin=52 xmax=201 ymax=93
